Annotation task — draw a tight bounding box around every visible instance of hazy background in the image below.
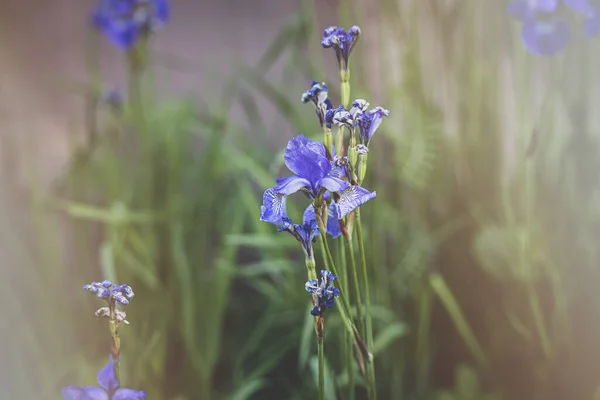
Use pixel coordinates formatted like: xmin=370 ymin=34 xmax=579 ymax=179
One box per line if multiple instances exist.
xmin=2 ymin=0 xmax=599 ymax=399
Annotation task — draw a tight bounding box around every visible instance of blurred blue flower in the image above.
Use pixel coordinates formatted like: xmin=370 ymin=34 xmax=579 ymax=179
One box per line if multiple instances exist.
xmin=305 ymin=270 xmax=340 ymax=316
xmin=301 ymin=81 xmax=333 ymax=127
xmin=356 ymin=106 xmax=390 ymax=146
xmin=278 ymin=217 xmax=320 ymax=257
xmin=92 ymin=0 xmax=170 ymax=50
xmin=324 ymin=105 xmax=353 ymax=130
xmin=564 ymin=0 xmax=600 ymax=36
xmin=507 ymin=0 xmax=569 ymax=56
xmin=83 ymin=281 xmax=135 ymax=306
xmin=62 ymin=356 xmax=145 ymax=400
xmin=259 ymin=136 xmax=376 ymax=225
xmin=321 ymin=26 xmax=361 ymax=72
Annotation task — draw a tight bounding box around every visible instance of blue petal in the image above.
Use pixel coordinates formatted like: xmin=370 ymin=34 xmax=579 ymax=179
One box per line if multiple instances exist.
xmin=260 ymin=188 xmax=288 ymax=225
xmin=153 ymin=0 xmax=170 ymax=23
xmin=62 ymin=386 xmax=109 ymax=400
xmin=305 ymin=279 xmax=319 ymax=293
xmin=284 ymin=136 xmax=331 ymax=183
xmin=318 ymin=176 xmax=350 ymax=194
xmin=310 ymin=305 xmax=322 ymax=316
xmin=563 ymin=0 xmax=594 ymax=15
xmin=303 ymin=201 xmax=342 ymax=239
xmin=97 ymin=356 xmax=118 ymax=392
xmin=586 ymin=12 xmax=600 ymax=37
xmin=112 ymin=388 xmax=147 ymax=400
xmin=336 ymin=186 xmax=377 ymax=219
xmin=274 ymin=175 xmax=312 ymax=196
xmin=521 ymin=18 xmax=569 ymax=56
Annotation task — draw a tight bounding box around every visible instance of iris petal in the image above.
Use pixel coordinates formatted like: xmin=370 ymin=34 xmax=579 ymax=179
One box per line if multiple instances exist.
xmin=274 ymin=175 xmax=312 ymax=196
xmin=586 ymin=12 xmax=600 ymax=37
xmin=336 ymin=186 xmax=377 ymax=219
xmin=260 ymin=188 xmax=288 ymax=225
xmin=112 ymin=388 xmax=147 ymax=400
xmin=303 ymin=201 xmax=342 ymax=239
xmin=319 ymin=176 xmax=350 ymax=194
xmin=97 ymin=356 xmax=118 ymax=392
xmin=563 ymin=0 xmax=594 ymax=15
xmin=284 ymin=136 xmax=330 ymax=183
xmin=61 ymin=386 xmax=109 ymax=400
xmin=521 ymin=18 xmax=569 ymax=56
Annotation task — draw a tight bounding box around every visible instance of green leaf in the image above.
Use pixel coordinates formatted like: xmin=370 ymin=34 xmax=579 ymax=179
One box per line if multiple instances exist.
xmin=372 ymin=322 xmax=409 ymax=355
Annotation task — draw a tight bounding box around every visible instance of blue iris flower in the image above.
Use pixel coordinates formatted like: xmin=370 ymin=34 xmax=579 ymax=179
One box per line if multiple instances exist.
xmin=92 ymin=0 xmax=170 ymax=50
xmin=259 ymin=136 xmax=376 ymax=226
xmin=321 ymin=26 xmax=361 ymax=72
xmin=62 ymin=356 xmax=145 ymax=400
xmin=83 ymin=280 xmax=135 ymax=306
xmin=278 ymin=217 xmax=320 ymax=257
xmin=356 ymin=106 xmax=390 ymax=146
xmin=305 ymin=270 xmax=340 ymax=316
xmin=564 ymin=0 xmax=600 ymax=36
xmin=301 ymin=81 xmax=333 ymax=127
xmin=507 ymin=0 xmax=569 ymax=56
xmin=324 ymin=105 xmax=352 ymax=130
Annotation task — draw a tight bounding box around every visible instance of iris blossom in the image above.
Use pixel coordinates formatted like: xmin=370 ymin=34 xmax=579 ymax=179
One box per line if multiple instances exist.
xmin=62 ymin=356 xmax=145 ymax=400
xmin=301 ymin=81 xmax=333 ymax=127
xmin=356 ymin=107 xmax=390 ymax=146
xmin=305 ymin=270 xmax=340 ymax=316
xmin=321 ymin=26 xmax=361 ymax=73
xmin=83 ymin=280 xmax=135 ymax=306
xmin=259 ymin=136 xmax=376 ymax=226
xmin=92 ymin=0 xmax=170 ymax=50
xmin=278 ymin=217 xmax=320 ymax=258
xmin=507 ymin=0 xmax=569 ymax=55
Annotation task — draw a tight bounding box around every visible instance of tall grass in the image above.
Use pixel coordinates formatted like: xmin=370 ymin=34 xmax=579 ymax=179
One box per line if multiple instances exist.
xmin=3 ymin=0 xmax=600 ymax=399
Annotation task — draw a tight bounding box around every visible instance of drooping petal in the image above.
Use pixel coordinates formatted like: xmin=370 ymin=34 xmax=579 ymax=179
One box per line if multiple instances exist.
xmin=153 ymin=0 xmax=170 ymax=23
xmin=97 ymin=356 xmax=118 ymax=392
xmin=284 ymin=136 xmax=331 ymax=183
xmin=274 ymin=175 xmax=312 ymax=196
xmin=260 ymin=188 xmax=288 ymax=225
xmin=521 ymin=18 xmax=569 ymax=56
xmin=318 ymin=176 xmax=350 ymax=194
xmin=112 ymin=388 xmax=147 ymax=400
xmin=62 ymin=386 xmax=109 ymax=400
xmin=336 ymin=186 xmax=377 ymax=219
xmin=357 ymin=107 xmax=390 ymax=146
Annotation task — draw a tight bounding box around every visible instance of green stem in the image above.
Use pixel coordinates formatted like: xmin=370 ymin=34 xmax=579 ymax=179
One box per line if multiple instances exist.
xmin=345 ymin=236 xmax=364 ymax=334
xmin=318 ymin=339 xmax=325 ymax=400
xmin=338 ymin=237 xmax=355 ymax=400
xmin=108 ymin=302 xmax=121 ymax=391
xmin=528 ymin=286 xmax=552 ymax=359
xmin=356 ymin=208 xmax=376 ymax=398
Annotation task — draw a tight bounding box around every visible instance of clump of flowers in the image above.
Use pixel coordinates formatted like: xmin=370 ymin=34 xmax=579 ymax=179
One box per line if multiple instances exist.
xmin=92 ymin=0 xmax=170 ymax=50
xmin=508 ymin=0 xmax=600 ymax=56
xmin=62 ymin=280 xmax=143 ymax=399
xmin=259 ymin=23 xmax=389 ymax=400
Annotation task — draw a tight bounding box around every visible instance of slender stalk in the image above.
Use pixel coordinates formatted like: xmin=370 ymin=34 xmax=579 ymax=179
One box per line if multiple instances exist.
xmin=108 ymin=300 xmax=121 ymax=392
xmin=318 ymin=339 xmax=325 ymax=400
xmin=345 ymin=235 xmax=364 ymax=333
xmin=355 ymin=208 xmax=376 ymax=397
xmin=339 ymin=236 xmax=355 ymax=400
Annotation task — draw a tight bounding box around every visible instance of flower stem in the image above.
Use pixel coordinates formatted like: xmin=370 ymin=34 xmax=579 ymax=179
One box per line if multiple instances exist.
xmin=355 ymin=208 xmax=376 ymax=398
xmin=345 ymin=235 xmax=364 ymax=334
xmin=338 ymin=236 xmax=355 ymax=400
xmin=108 ymin=301 xmax=121 ymax=390
xmin=318 ymin=338 xmax=325 ymax=400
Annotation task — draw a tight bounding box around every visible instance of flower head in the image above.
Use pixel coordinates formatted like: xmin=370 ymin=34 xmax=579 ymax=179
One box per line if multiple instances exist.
xmin=356 ymin=106 xmax=390 ymax=146
xmin=325 ymin=105 xmax=353 ymax=130
xmin=62 ymin=356 xmax=145 ymax=400
xmin=321 ymin=26 xmax=361 ymax=72
xmin=507 ymin=0 xmax=569 ymax=55
xmin=305 ymin=270 xmax=340 ymax=316
xmin=303 ymin=193 xmax=342 ymax=239
xmin=92 ymin=0 xmax=170 ymax=50
xmin=301 ymin=81 xmax=333 ymax=127
xmin=278 ymin=217 xmax=320 ymax=257
xmin=83 ymin=281 xmax=135 ymax=306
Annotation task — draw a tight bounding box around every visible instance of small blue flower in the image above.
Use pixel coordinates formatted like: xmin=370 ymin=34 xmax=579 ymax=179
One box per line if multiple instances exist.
xmin=356 ymin=106 xmax=390 ymax=146
xmin=278 ymin=217 xmax=320 ymax=257
xmin=564 ymin=0 xmax=600 ymax=36
xmin=507 ymin=0 xmax=569 ymax=56
xmin=62 ymin=356 xmax=146 ymax=400
xmin=321 ymin=26 xmax=361 ymax=72
xmin=305 ymin=270 xmax=340 ymax=316
xmin=301 ymin=81 xmax=333 ymax=127
xmin=92 ymin=0 xmax=170 ymax=50
xmin=324 ymin=105 xmax=353 ymax=130
xmin=83 ymin=281 xmax=135 ymax=306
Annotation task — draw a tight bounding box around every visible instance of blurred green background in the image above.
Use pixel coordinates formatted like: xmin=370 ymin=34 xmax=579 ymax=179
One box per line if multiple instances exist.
xmin=1 ymin=0 xmax=599 ymax=399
